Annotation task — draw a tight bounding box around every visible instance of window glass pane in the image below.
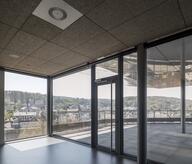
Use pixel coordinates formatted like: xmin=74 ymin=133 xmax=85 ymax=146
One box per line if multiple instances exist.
xmin=53 ymin=69 xmax=91 ymax=144
xmin=4 ymin=72 xmax=47 ymax=141
xmin=186 ymin=64 xmax=192 ymax=132
xmin=185 ymin=36 xmax=192 ymax=134
xmin=147 ymin=39 xmax=182 ymax=163
xmin=123 ymin=53 xmax=137 ymax=156
xmin=96 ymin=59 xmax=118 ymax=79
xmin=97 ymin=84 xmax=114 ymax=149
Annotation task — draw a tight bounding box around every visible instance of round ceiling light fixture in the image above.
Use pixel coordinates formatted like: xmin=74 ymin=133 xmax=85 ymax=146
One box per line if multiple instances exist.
xmin=48 ymin=7 xmax=67 ymax=21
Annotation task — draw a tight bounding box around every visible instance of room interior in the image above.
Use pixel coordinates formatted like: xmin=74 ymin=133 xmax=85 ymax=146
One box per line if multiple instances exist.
xmin=0 ymin=0 xmax=192 ymax=164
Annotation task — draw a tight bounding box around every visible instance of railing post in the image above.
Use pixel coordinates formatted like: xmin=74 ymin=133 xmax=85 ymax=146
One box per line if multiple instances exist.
xmin=0 ymin=68 xmax=4 ymax=145
xmin=137 ymin=44 xmax=147 ymax=164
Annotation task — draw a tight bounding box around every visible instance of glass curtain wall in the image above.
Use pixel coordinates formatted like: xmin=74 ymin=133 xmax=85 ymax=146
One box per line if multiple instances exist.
xmin=185 ymin=36 xmax=192 ymax=134
xmin=123 ymin=53 xmax=137 ymax=156
xmin=147 ymin=35 xmax=192 ymax=163
xmin=53 ymin=69 xmax=91 ymax=144
xmin=4 ymin=72 xmax=47 ymax=141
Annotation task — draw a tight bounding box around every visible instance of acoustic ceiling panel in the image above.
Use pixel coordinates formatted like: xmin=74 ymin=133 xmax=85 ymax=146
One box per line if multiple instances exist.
xmin=179 ymin=0 xmax=192 ymax=26
xmin=51 ymin=50 xmax=90 ymax=66
xmin=51 ymin=16 xmax=104 ymax=49
xmin=39 ymin=62 xmax=65 ymax=75
xmin=22 ymin=15 xmax=62 ymax=41
xmin=0 ymin=23 xmax=18 ymax=49
xmin=64 ymin=0 xmax=105 ymax=14
xmin=6 ymin=31 xmax=46 ymax=55
xmin=74 ymin=32 xmax=126 ymax=59
xmin=30 ymin=42 xmax=67 ymax=60
xmin=16 ymin=56 xmax=45 ymax=68
xmin=110 ymin=0 xmax=185 ymax=47
xmin=0 ymin=0 xmax=41 ymax=28
xmin=86 ymin=0 xmax=165 ymax=30
xmin=0 ymin=49 xmax=24 ymax=67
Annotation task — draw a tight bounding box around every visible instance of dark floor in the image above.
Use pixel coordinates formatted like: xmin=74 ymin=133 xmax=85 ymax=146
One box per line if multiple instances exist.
xmin=2 ymin=123 xmax=192 ymax=164
xmin=79 ymin=123 xmax=192 ymax=164
xmin=0 ymin=140 xmax=136 ymax=164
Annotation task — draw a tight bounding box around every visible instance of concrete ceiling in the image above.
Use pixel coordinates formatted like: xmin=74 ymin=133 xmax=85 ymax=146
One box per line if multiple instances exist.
xmin=0 ymin=0 xmax=191 ymax=76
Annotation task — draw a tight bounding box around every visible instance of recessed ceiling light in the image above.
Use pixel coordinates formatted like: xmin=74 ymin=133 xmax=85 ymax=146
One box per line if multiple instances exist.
xmin=32 ymin=0 xmax=83 ymax=30
xmin=48 ymin=7 xmax=67 ymax=20
xmin=9 ymin=54 xmax=20 ymax=58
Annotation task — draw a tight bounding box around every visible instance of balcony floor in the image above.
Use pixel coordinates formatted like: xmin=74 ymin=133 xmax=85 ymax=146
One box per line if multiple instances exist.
xmin=78 ymin=123 xmax=192 ymax=164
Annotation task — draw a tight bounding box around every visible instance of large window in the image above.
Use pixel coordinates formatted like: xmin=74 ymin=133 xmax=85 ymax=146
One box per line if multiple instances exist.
xmin=4 ymin=72 xmax=47 ymax=141
xmin=53 ymin=69 xmax=91 ymax=144
xmin=186 ymin=64 xmax=192 ymax=133
xmin=185 ymin=36 xmax=192 ymax=134
xmin=146 ymin=36 xmax=192 ymax=163
xmin=123 ymin=53 xmax=137 ymax=156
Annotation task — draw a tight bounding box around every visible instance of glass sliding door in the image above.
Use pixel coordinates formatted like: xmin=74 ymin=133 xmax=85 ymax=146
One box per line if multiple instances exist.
xmin=95 ymin=58 xmax=119 ymax=152
xmin=4 ymin=72 xmax=47 ymax=141
xmin=97 ymin=82 xmax=116 ymax=150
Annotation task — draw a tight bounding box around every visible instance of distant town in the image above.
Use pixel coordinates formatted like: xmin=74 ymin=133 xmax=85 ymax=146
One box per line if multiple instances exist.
xmin=4 ymin=90 xmax=192 ymax=140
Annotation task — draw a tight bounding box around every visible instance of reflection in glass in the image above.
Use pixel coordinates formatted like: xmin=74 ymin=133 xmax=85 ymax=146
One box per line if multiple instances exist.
xmin=147 ymin=39 xmax=183 ymax=163
xmin=186 ymin=64 xmax=192 ymax=133
xmin=96 ymin=59 xmax=118 ymax=79
xmin=123 ymin=53 xmax=137 ymax=156
xmin=185 ymin=36 xmax=192 ymax=133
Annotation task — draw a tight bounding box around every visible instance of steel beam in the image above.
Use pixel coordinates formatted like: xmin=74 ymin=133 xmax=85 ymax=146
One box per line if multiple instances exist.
xmin=116 ymin=56 xmax=124 ymax=155
xmin=0 ymin=68 xmax=4 ymax=145
xmin=47 ymin=76 xmax=53 ymax=136
xmin=91 ymin=65 xmax=97 ymax=148
xmin=181 ymin=39 xmax=186 ymax=133
xmin=137 ymin=44 xmax=147 ymax=164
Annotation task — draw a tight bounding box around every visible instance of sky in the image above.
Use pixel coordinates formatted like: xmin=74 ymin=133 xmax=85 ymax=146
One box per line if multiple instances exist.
xmin=5 ymin=72 xmax=47 ymax=94
xmin=53 ymin=69 xmax=91 ymax=98
xmin=5 ymin=70 xmax=192 ymax=100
